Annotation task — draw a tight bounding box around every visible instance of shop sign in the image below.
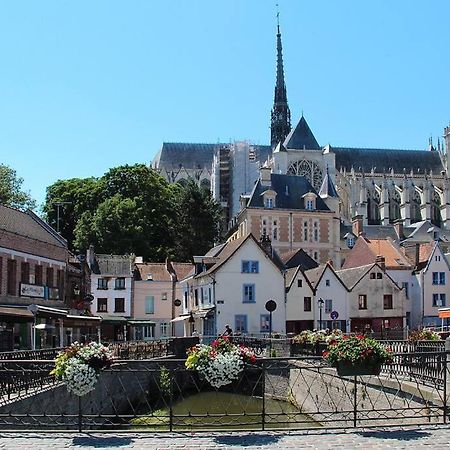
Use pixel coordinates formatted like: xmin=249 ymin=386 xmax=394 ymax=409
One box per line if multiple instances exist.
xmin=20 ymin=283 xmax=45 ymax=298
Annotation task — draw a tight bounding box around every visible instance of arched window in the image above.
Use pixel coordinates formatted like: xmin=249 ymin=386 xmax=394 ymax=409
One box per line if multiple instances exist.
xmin=411 ymin=190 xmax=422 ymax=223
xmin=200 ymin=178 xmax=211 ymax=191
xmin=389 ymin=190 xmax=401 ymax=223
xmin=176 ymin=178 xmax=188 ymax=188
xmin=367 ymin=190 xmax=381 ymax=225
xmin=431 ymin=191 xmax=442 ymax=227
xmin=287 ymin=160 xmax=323 ymax=190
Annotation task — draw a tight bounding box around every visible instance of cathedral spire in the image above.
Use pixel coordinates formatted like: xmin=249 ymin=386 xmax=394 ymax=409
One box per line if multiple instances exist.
xmin=270 ymin=11 xmax=291 ymax=147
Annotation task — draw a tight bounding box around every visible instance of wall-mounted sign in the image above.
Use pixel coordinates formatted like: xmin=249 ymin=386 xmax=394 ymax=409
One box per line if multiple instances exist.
xmin=20 ymin=283 xmax=45 ymax=298
xmin=48 ymin=288 xmax=60 ymax=300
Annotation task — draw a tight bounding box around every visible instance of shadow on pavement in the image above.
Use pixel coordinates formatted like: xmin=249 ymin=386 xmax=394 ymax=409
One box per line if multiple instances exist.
xmin=357 ymin=430 xmax=432 ymax=441
xmin=72 ymin=436 xmax=134 ymax=448
xmin=214 ymin=434 xmax=282 ymax=447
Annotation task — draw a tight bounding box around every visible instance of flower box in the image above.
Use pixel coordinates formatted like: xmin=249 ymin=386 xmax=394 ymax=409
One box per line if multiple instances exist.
xmin=336 ymin=361 xmax=382 ymax=377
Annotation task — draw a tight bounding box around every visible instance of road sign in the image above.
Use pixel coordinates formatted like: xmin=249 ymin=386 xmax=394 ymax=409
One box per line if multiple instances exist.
xmin=173 ymin=299 xmax=182 ymax=307
xmin=330 ymin=310 xmax=339 ymax=320
xmin=265 ymin=300 xmax=277 ymax=312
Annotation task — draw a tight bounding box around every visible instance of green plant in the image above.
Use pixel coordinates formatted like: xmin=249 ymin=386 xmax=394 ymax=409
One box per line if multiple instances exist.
xmin=323 ymin=335 xmax=393 ymax=367
xmin=408 ymin=329 xmax=441 ymax=342
xmin=159 ymin=367 xmax=171 ymax=397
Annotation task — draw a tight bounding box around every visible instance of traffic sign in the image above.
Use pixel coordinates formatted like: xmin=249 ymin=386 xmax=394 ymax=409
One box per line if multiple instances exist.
xmin=330 ymin=310 xmax=339 ymax=320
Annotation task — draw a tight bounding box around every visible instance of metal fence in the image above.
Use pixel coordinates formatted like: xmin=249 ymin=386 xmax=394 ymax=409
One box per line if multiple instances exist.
xmin=0 ymin=352 xmax=448 ymax=432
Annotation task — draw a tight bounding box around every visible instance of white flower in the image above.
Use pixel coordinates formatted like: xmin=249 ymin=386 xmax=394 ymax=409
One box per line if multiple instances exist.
xmin=198 ymin=350 xmax=244 ymax=388
xmin=62 ymin=358 xmax=99 ymax=396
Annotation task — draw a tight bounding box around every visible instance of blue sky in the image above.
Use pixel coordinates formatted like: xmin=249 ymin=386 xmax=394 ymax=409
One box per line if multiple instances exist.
xmin=1 ymin=1 xmax=449 ymax=208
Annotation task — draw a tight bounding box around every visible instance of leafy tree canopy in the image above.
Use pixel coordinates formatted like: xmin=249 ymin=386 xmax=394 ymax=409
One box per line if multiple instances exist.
xmin=0 ymin=164 xmax=36 ymax=211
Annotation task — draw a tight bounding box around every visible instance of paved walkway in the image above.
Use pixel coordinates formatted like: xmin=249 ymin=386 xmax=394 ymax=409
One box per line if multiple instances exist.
xmin=0 ymin=425 xmax=450 ymax=449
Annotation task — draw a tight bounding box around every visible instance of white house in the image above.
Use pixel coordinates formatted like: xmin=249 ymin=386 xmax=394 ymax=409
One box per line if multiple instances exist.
xmin=87 ymin=246 xmax=134 ymax=341
xmin=180 ymin=234 xmax=286 ymax=337
xmin=414 ymin=241 xmax=450 ymax=328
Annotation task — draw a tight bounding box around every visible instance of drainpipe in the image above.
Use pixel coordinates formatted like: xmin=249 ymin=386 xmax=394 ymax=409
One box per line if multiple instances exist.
xmin=421 ymin=270 xmax=425 ymax=328
xmin=289 ymin=212 xmax=293 ymax=251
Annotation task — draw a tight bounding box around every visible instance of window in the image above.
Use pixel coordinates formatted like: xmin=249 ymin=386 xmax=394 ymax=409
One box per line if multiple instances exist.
xmin=370 ymin=273 xmax=376 ymax=279
xmin=145 ymin=296 xmax=155 ymax=314
xmin=306 ymin=199 xmax=314 ymax=210
xmin=435 ymin=255 xmax=441 ymax=261
xmin=21 ymin=262 xmax=30 ymax=284
xmin=114 ymin=298 xmax=125 ymax=313
xmin=325 ymin=299 xmax=332 ymax=314
xmin=433 ymin=293 xmax=446 ymax=307
xmin=97 ymin=298 xmax=108 ymax=312
xmin=376 ymin=273 xmax=382 ymax=279
xmin=358 ymin=294 xmax=367 ymax=310
xmin=303 ymin=221 xmax=308 ymax=241
xmin=433 ymin=272 xmax=446 ymax=285
xmin=314 ymin=252 xmax=318 ymax=261
xmin=314 ymin=222 xmax=318 ymax=241
xmin=383 ymin=294 xmax=393 ymax=310
xmin=273 ymin=227 xmax=278 ymax=241
xmin=143 ymin=325 xmax=153 ymax=339
xmin=402 ymin=282 xmax=409 ymax=299
xmin=98 ymin=278 xmax=108 ymax=290
xmin=46 ymin=267 xmax=54 ymax=287
xmin=265 ymin=197 xmax=274 ymax=208
xmin=242 ymin=260 xmax=259 ymax=273
xmin=160 ymin=322 xmax=169 ymax=337
xmin=183 ymin=291 xmax=188 ymax=310
xmin=194 ymin=289 xmax=199 ymax=306
xmin=297 ymin=279 xmax=302 ymax=288
xmin=35 ymin=265 xmax=43 ymax=285
xmin=325 ymin=279 xmax=330 ymax=287
xmin=347 ymin=237 xmax=355 ymax=248
xmin=243 ymin=284 xmax=255 ymax=303
xmin=235 ymin=315 xmax=248 ymax=334
xmin=115 ymin=277 xmax=126 ymax=290
xmin=260 ymin=314 xmax=270 ymax=332
xmin=304 ymin=297 xmax=312 ymax=311
xmin=7 ymin=259 xmax=17 ymax=296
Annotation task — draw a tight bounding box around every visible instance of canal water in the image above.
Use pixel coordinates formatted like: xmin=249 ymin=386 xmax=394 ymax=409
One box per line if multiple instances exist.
xmin=130 ymin=391 xmax=318 ymax=430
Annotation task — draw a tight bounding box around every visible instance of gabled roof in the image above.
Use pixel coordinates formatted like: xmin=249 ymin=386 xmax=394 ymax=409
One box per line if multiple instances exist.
xmin=423 ymin=241 xmax=450 ymax=273
xmin=342 ymin=236 xmax=412 ymax=270
xmin=304 ymin=262 xmax=349 ymax=292
xmin=247 ymin=173 xmax=330 ymax=211
xmin=285 ymin=266 xmax=315 ymax=293
xmin=336 ymin=263 xmax=401 ymax=290
xmin=280 ymin=248 xmax=319 ymax=270
xmin=333 ymin=146 xmax=444 ymax=174
xmin=196 ymin=233 xmax=283 ymax=278
xmin=283 ymin=116 xmax=320 ymax=150
xmin=92 ymin=255 xmax=133 ymax=276
xmin=135 ymin=262 xmax=194 ymax=282
xmin=0 ymin=204 xmax=67 ymax=249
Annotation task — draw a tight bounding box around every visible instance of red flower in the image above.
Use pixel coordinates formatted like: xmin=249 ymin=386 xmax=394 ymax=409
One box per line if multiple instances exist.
xmin=322 ymin=350 xmax=329 ymax=358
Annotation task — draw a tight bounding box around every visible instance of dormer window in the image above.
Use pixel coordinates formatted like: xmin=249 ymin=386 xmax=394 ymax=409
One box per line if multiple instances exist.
xmin=347 ymin=237 xmax=355 ymax=248
xmin=265 ymin=197 xmax=274 ymax=208
xmin=302 ymin=192 xmax=317 ymax=211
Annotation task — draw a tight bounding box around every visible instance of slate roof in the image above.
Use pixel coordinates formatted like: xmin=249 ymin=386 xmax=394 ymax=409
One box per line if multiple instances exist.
xmin=336 ymin=264 xmax=374 ymax=289
xmin=247 ymin=173 xmax=330 ymax=211
xmin=318 ymin=168 xmax=339 ymax=198
xmin=93 ymin=255 xmax=133 ymax=276
xmin=280 ymin=248 xmax=319 ymax=270
xmin=153 ymin=142 xmax=272 ymax=170
xmin=284 ymin=116 xmax=320 ymax=150
xmin=0 ymin=205 xmax=67 ymax=249
xmin=304 ymin=265 xmax=327 ymax=287
xmin=333 ymin=147 xmax=444 ymax=174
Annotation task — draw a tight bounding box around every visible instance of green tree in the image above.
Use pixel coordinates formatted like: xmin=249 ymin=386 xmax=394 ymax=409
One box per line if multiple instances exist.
xmin=43 ymin=177 xmax=100 ymax=248
xmin=172 ymin=179 xmax=223 ymax=261
xmin=0 ymin=164 xmax=36 ymax=210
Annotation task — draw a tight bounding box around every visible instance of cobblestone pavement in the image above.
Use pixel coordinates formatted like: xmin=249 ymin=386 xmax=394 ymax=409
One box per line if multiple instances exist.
xmin=1 ymin=425 xmax=450 ymax=449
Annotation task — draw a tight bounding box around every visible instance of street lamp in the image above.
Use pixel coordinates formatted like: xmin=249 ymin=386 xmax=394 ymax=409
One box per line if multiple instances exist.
xmin=318 ymin=298 xmax=324 ymax=330
xmin=188 ymin=311 xmax=195 ymax=336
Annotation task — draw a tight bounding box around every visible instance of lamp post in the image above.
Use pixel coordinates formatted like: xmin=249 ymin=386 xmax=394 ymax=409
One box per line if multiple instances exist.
xmin=188 ymin=311 xmax=195 ymax=336
xmin=318 ymin=298 xmax=324 ymax=330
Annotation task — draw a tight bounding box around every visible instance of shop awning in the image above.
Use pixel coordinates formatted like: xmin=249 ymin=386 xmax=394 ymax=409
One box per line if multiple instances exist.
xmin=438 ymin=308 xmax=450 ymax=319
xmin=35 ymin=323 xmax=56 ymax=330
xmin=195 ymin=307 xmax=215 ymax=319
xmin=127 ymin=320 xmax=156 ymax=326
xmin=99 ymin=315 xmax=129 ymax=324
xmin=0 ymin=306 xmax=34 ymax=320
xmin=66 ymin=314 xmax=102 ymax=321
xmin=27 ymin=304 xmax=68 ymax=317
xmin=170 ymin=315 xmax=190 ymax=323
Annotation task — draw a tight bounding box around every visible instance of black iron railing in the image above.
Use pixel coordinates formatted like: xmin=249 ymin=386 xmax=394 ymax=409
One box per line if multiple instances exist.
xmin=0 ymin=352 xmax=448 ymax=431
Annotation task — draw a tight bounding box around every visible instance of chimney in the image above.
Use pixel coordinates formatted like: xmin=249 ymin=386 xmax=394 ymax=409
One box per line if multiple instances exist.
xmin=415 ymin=243 xmax=420 ymax=268
xmin=260 ymin=233 xmax=273 ymax=257
xmin=352 ymin=215 xmax=364 ymax=237
xmin=375 ymin=255 xmax=386 ymax=272
xmin=260 ymin=165 xmax=272 ymax=186
xmin=394 ymin=219 xmax=404 ymax=240
xmin=86 ymin=244 xmax=95 ymax=269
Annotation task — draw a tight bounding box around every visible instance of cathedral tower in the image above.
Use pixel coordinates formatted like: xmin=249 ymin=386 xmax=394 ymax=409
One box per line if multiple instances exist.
xmin=270 ymin=16 xmax=291 ymax=147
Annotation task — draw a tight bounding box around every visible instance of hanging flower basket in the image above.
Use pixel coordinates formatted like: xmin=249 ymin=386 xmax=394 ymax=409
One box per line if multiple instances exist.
xmin=51 ymin=342 xmax=113 ymax=396
xmin=323 ymin=335 xmax=393 ymax=377
xmin=185 ymin=336 xmax=257 ymax=389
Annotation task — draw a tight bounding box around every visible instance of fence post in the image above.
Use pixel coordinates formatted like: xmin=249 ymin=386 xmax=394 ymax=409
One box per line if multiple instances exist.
xmin=78 ymin=396 xmax=82 ymax=432
xmin=169 ymin=365 xmax=174 ymax=432
xmin=353 ymin=375 xmax=357 ymax=427
xmin=445 ymin=338 xmax=450 ymax=423
xmin=261 ymin=360 xmax=265 ymax=431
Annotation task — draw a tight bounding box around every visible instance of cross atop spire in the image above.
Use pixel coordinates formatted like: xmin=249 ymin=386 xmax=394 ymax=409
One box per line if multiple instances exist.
xmin=270 ymin=10 xmax=291 ymax=147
